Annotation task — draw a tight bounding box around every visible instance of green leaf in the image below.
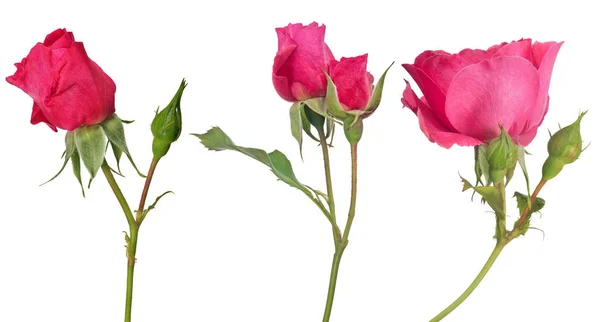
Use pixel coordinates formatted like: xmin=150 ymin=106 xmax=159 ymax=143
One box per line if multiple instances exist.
xmin=101 ymin=114 xmax=146 ymax=178
xmin=289 ymin=102 xmax=304 ymax=159
xmin=71 ymin=150 xmax=85 ymax=197
xmin=461 ymin=177 xmax=505 ymax=216
xmin=514 ymin=192 xmax=545 ymax=216
xmin=74 ymin=125 xmax=106 ymax=180
xmin=192 ymin=127 xmax=312 ymax=195
xmin=364 ymin=62 xmax=394 ymax=115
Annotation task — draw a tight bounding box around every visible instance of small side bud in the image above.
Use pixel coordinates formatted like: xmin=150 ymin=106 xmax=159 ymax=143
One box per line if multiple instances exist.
xmin=151 ymin=79 xmax=186 ymax=159
xmin=486 ymin=127 xmax=518 ymax=185
xmin=542 ymin=111 xmax=587 ymax=180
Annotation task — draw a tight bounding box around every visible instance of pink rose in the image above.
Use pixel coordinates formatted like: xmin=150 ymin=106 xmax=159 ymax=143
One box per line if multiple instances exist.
xmin=402 ymin=39 xmax=563 ymax=148
xmin=330 ymin=54 xmax=374 ymax=111
xmin=272 ymin=22 xmax=336 ymax=102
xmin=7 ymin=28 xmax=116 ymax=131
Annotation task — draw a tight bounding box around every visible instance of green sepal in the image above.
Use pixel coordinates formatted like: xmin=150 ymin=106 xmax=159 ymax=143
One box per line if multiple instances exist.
xmin=289 ymin=102 xmax=304 ymax=159
xmin=517 ymin=146 xmax=532 ymax=198
xmin=100 ymin=114 xmax=145 ymax=177
xmin=474 ymin=145 xmax=490 ymax=187
xmin=300 ymin=105 xmax=320 ymax=143
xmin=71 ymin=150 xmax=85 ymax=197
xmin=41 ymin=131 xmax=77 ymax=186
xmin=324 ymin=73 xmax=349 ymax=119
xmin=192 ymin=127 xmax=312 ymax=196
xmin=73 ymin=125 xmax=106 ymax=181
xmin=461 ymin=177 xmax=505 ymax=217
xmin=363 ymin=62 xmax=394 ymax=117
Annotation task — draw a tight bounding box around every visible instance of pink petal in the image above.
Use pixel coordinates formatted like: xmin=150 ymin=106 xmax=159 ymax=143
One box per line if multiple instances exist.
xmin=514 ymin=126 xmax=538 ymax=146
xmin=272 ymin=44 xmax=297 ymax=102
xmin=528 ymin=42 xmax=563 ymax=130
xmin=330 ymin=54 xmax=372 ymax=111
xmin=493 ymin=39 xmax=533 ymax=63
xmin=414 ymin=50 xmax=449 ymax=69
xmin=402 ymin=81 xmax=481 ymax=148
xmin=402 ymin=64 xmax=455 ymax=131
xmin=531 ymin=41 xmax=560 ymax=69
xmin=445 ymin=56 xmax=540 ymax=142
xmin=30 ymin=102 xmax=57 ymax=131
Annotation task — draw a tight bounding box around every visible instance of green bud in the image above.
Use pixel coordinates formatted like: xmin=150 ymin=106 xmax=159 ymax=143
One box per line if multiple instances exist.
xmin=486 ymin=127 xmax=518 ymax=184
xmin=542 ymin=111 xmax=587 ymax=180
xmin=151 ymin=79 xmax=186 ymax=159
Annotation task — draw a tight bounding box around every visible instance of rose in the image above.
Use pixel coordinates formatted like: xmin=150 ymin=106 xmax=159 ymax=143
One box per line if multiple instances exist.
xmin=330 ymin=54 xmax=374 ymax=111
xmin=272 ymin=22 xmax=336 ymax=102
xmin=401 ymin=39 xmax=563 ymax=148
xmin=6 ymin=28 xmax=116 ymax=132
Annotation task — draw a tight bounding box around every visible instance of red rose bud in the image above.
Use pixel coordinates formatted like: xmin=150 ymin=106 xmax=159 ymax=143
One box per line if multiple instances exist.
xmin=542 ymin=111 xmax=586 ymax=180
xmin=486 ymin=127 xmax=518 ymax=184
xmin=272 ymin=22 xmax=336 ymax=102
xmin=330 ymin=54 xmax=374 ymax=112
xmin=151 ymin=79 xmax=186 ymax=159
xmin=6 ymin=28 xmax=116 ymax=131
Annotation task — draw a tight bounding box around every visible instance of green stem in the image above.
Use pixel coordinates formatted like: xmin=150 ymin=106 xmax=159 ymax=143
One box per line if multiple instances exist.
xmin=318 ymin=128 xmax=338 ymax=236
xmin=101 ymin=158 xmax=161 ymax=322
xmin=322 ymin=143 xmax=359 ymax=322
xmin=429 ymin=241 xmax=506 ymax=322
xmin=322 ymin=247 xmax=345 ymax=322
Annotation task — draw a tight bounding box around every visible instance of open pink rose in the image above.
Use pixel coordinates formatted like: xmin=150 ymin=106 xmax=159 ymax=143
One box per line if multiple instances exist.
xmin=272 ymin=22 xmax=336 ymax=102
xmin=330 ymin=54 xmax=374 ymax=111
xmin=402 ymin=39 xmax=563 ymax=148
xmin=7 ymin=28 xmax=116 ymax=131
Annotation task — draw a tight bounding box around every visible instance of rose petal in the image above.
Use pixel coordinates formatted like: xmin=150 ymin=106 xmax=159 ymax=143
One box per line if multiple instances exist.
xmin=414 ymin=50 xmax=449 ymax=69
xmin=30 ymin=102 xmax=57 ymax=131
xmin=531 ymin=41 xmax=560 ymax=69
xmin=445 ymin=56 xmax=540 ymax=142
xmin=402 ymin=81 xmax=481 ymax=148
xmin=330 ymin=54 xmax=372 ymax=111
xmin=402 ymin=64 xmax=455 ymax=131
xmin=493 ymin=39 xmax=533 ymax=63
xmin=529 ymin=42 xmax=563 ymax=129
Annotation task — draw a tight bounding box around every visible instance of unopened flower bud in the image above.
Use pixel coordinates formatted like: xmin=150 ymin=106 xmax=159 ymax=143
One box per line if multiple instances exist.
xmin=542 ymin=111 xmax=586 ymax=180
xmin=151 ymin=79 xmax=186 ymax=159
xmin=486 ymin=127 xmax=518 ymax=184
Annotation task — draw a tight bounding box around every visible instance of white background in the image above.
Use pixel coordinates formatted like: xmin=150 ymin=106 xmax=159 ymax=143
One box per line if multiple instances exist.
xmin=0 ymin=0 xmax=598 ymax=321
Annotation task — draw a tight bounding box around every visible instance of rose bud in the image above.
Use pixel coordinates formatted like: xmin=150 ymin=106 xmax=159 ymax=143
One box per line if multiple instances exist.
xmin=486 ymin=127 xmax=518 ymax=184
xmin=324 ymin=54 xmax=392 ymax=145
xmin=402 ymin=39 xmax=563 ymax=148
xmin=6 ymin=28 xmax=116 ymax=131
xmin=272 ymin=22 xmax=336 ymax=102
xmin=151 ymin=79 xmax=186 ymax=159
xmin=542 ymin=111 xmax=587 ymax=180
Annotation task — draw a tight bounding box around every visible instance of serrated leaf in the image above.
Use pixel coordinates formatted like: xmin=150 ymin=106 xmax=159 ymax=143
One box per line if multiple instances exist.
xmin=289 ymin=102 xmax=303 ymax=159
xmin=74 ymin=125 xmax=106 ymax=179
xmin=101 ymin=114 xmax=146 ymax=178
xmin=461 ymin=177 xmax=504 ymax=216
xmin=192 ymin=127 xmax=312 ymax=195
xmin=513 ymin=192 xmax=545 ymax=216
xmin=71 ymin=150 xmax=85 ymax=197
